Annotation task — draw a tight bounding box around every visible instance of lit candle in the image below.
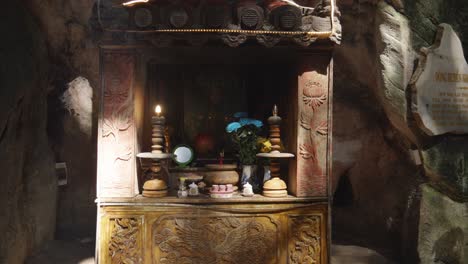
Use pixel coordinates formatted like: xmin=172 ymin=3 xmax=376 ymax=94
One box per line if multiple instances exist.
xmin=152 ymin=105 xmax=165 ymax=123
xmin=152 ymin=105 xmax=165 ymax=154
xmin=155 ymin=105 xmax=162 ymax=117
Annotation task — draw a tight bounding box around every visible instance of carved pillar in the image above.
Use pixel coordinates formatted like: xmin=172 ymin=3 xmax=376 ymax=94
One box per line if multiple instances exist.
xmin=289 ymin=54 xmax=332 ymax=197
xmin=97 ymin=50 xmax=138 ymax=197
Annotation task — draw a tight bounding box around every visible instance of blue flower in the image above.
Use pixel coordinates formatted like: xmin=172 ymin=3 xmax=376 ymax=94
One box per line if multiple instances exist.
xmin=233 ymin=112 xmax=248 ymax=118
xmin=226 ymin=122 xmax=241 ymax=133
xmin=239 ymin=118 xmax=263 ymax=128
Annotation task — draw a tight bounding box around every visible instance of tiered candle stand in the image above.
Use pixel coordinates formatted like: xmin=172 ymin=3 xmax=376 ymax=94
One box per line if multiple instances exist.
xmin=257 ymin=105 xmax=294 ymax=198
xmin=137 ymin=105 xmax=174 ymax=198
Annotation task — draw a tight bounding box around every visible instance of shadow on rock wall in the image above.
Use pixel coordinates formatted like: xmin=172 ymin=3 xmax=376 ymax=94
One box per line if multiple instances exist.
xmin=0 ymin=2 xmax=56 ymax=263
xmin=25 ymin=0 xmax=100 ymax=240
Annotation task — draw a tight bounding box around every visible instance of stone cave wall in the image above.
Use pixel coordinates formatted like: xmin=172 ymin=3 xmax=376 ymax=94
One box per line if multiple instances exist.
xmin=25 ymin=0 xmax=100 ymax=239
xmin=0 ymin=2 xmax=56 ymax=263
xmin=333 ymin=0 xmax=468 ymax=262
xmin=0 ymin=0 xmax=99 ymax=260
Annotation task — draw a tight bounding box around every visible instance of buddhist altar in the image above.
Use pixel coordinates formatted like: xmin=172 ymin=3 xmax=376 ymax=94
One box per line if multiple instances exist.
xmin=95 ymin=0 xmax=341 ymax=263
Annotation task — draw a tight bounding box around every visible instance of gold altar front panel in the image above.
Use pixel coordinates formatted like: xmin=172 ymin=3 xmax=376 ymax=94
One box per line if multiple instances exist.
xmin=98 ymin=201 xmax=328 ymax=264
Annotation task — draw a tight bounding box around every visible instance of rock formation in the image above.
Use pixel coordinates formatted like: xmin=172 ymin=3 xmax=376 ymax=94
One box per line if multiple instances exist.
xmin=0 ymin=2 xmax=56 ymax=263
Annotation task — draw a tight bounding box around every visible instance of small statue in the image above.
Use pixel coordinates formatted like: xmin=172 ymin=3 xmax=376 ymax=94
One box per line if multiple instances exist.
xmin=242 ymin=182 xmax=254 ymax=197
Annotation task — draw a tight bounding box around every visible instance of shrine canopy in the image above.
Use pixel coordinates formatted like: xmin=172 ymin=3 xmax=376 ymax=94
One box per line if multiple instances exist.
xmin=95 ymin=0 xmax=341 ymax=47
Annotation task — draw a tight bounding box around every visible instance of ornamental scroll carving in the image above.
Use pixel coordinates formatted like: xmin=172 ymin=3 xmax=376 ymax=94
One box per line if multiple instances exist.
xmin=220 ymin=34 xmax=248 ymax=47
xmin=288 ymin=215 xmax=322 ymax=264
xmin=109 ymin=218 xmax=142 ymax=264
xmin=153 ymin=216 xmax=278 ymax=264
xmin=294 ymin=69 xmax=329 ymax=197
xmin=98 ymin=51 xmax=136 ymax=197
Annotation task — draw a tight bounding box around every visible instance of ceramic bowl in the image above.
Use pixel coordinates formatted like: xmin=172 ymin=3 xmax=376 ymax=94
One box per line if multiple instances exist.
xmin=203 ymin=164 xmax=239 ymax=185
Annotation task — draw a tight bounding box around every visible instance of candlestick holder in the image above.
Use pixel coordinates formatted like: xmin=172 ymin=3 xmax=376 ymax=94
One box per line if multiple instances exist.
xmin=257 ymin=105 xmax=294 ymax=198
xmin=137 ymin=152 xmax=174 ymax=197
xmin=137 ymin=105 xmax=174 ymax=198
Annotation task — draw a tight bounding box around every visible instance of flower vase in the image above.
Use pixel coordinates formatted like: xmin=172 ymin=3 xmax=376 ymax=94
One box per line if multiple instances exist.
xmin=240 ymin=165 xmax=258 ymax=192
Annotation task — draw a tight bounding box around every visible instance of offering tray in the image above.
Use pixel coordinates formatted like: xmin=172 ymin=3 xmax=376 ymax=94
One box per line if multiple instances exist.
xmin=137 ymin=152 xmax=175 ymax=160
xmin=256 ymin=152 xmax=294 ymax=159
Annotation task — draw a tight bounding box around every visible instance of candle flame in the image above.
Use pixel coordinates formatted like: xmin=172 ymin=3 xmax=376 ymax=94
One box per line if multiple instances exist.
xmin=155 ymin=105 xmax=162 ymax=115
xmin=122 ymin=0 xmax=149 ymax=6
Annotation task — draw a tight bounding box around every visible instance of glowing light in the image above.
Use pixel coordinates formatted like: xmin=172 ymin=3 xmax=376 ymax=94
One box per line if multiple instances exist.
xmin=155 ymin=105 xmax=162 ymax=116
xmin=122 ymin=0 xmax=149 ymax=6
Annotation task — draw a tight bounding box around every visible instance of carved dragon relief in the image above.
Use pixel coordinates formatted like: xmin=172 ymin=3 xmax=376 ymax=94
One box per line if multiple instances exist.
xmin=289 ymin=215 xmax=322 ymax=264
xmin=153 ymin=216 xmax=278 ymax=264
xmin=109 ymin=218 xmax=142 ymax=264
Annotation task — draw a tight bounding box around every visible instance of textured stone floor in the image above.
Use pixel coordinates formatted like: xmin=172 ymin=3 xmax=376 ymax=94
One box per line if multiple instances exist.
xmin=26 ymin=240 xmax=394 ymax=264
xmin=26 ymin=240 xmax=95 ymax=264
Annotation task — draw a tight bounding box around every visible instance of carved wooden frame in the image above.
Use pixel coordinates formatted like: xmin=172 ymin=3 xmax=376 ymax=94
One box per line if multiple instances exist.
xmin=98 ymin=202 xmax=328 ymax=264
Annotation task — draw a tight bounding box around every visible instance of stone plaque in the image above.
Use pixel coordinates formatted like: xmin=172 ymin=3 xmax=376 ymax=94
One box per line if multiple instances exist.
xmin=412 ymin=24 xmax=468 ymax=136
